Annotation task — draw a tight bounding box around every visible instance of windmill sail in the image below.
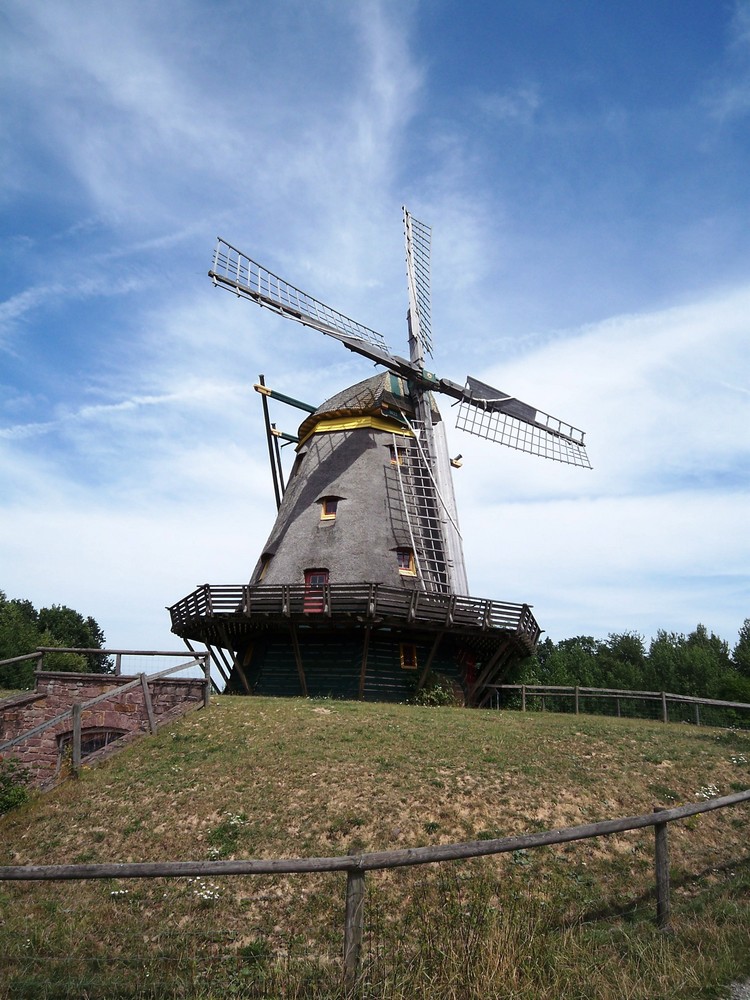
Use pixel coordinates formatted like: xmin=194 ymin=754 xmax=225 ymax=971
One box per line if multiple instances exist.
xmin=210 ymin=237 xmax=391 ymax=354
xmin=208 ymin=229 xmax=591 ymax=470
xmin=456 ymin=375 xmax=591 ymax=468
xmin=403 ymin=208 xmax=433 ymax=360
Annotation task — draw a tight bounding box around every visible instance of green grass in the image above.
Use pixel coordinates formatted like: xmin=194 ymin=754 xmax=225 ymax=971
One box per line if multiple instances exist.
xmin=0 ymin=696 xmax=749 ymax=998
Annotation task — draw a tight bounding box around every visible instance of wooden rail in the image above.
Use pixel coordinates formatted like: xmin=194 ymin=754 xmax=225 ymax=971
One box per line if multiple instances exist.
xmin=491 ymin=683 xmax=750 ymax=724
xmin=1 ymin=788 xmax=747 ymax=986
xmin=0 ymin=652 xmax=212 ymax=771
xmin=168 ymin=583 xmax=541 ymax=646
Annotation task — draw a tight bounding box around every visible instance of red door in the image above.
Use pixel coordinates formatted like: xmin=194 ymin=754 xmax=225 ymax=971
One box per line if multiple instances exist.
xmin=304 ymin=569 xmax=329 ymax=613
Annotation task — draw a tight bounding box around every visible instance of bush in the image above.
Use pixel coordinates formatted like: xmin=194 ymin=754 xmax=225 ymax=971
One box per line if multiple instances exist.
xmin=0 ymin=757 xmax=31 ymax=814
xmin=413 ymin=672 xmax=463 ymax=707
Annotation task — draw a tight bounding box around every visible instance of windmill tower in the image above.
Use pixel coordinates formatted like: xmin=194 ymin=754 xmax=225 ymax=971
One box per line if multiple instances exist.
xmin=169 ymin=209 xmax=591 ymax=705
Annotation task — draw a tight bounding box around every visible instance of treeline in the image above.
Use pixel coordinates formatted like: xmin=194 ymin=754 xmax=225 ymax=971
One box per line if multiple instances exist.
xmin=0 ymin=591 xmax=111 ymax=689
xmin=513 ymin=621 xmax=750 ymax=704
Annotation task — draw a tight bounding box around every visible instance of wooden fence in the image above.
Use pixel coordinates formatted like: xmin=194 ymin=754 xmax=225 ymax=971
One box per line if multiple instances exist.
xmin=0 ymin=651 xmax=211 ymax=776
xmin=489 ymin=683 xmax=750 ymax=725
xmin=1 ymin=788 xmax=748 ymax=986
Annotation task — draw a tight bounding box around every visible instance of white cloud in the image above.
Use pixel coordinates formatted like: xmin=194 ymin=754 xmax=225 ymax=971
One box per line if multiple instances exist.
xmin=2 ymin=0 xmax=749 ymax=661
xmin=450 ymin=282 xmax=750 ymax=643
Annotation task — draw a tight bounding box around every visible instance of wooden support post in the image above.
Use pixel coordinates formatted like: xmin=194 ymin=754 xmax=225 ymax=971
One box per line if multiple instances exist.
xmin=574 ymin=685 xmax=580 ymax=715
xmin=114 ymin=653 xmax=122 ymax=675
xmin=653 ymin=807 xmax=671 ymax=931
xmin=233 ymin=657 xmax=251 ymax=696
xmin=258 ymin=374 xmax=283 ymax=512
xmin=187 ymin=637 xmax=228 ymax=689
xmin=207 ymin=646 xmax=231 ymax=686
xmin=358 ymin=627 xmax=371 ymax=701
xmin=695 ymin=703 xmax=701 ymax=726
xmin=416 ymin=631 xmax=445 ymax=692
xmin=215 ymin=642 xmax=234 ymax=679
xmin=616 ymin=697 xmax=621 ymax=717
xmin=521 ymin=685 xmax=526 ymax=712
xmin=661 ymin=691 xmax=668 ymax=724
xmin=140 ymin=674 xmax=158 ymax=734
xmin=202 ymin=655 xmax=211 ymax=707
xmin=289 ymin=625 xmax=308 ymax=698
xmin=407 ymin=589 xmax=419 ymax=624
xmin=343 ymin=869 xmax=366 ymax=988
xmin=71 ymin=703 xmax=82 ymax=778
xmin=471 ymin=639 xmax=511 ymax=707
xmin=218 ymin=626 xmax=251 ymax=695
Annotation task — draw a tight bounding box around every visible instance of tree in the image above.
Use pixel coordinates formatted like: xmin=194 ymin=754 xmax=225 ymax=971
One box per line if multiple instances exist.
xmin=0 ymin=593 xmax=42 ymax=688
xmin=645 ymin=625 xmax=734 ymax=698
xmin=732 ymin=619 xmax=750 ymax=678
xmin=596 ymin=632 xmax=647 ymax=691
xmin=0 ymin=592 xmax=111 ymax=689
xmin=683 ymin=624 xmax=732 ymax=698
xmin=536 ymin=636 xmax=599 ymax=687
xmin=37 ymin=605 xmax=112 ymax=672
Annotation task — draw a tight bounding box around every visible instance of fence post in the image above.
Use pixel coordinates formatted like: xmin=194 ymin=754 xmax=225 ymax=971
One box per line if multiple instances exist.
xmin=203 ymin=655 xmax=211 ymax=708
xmin=661 ymin=691 xmax=668 ymax=724
xmin=694 ymin=703 xmax=701 ymax=726
xmin=343 ymin=868 xmax=366 ymax=987
xmin=139 ymin=674 xmax=158 ymax=734
xmin=72 ymin=704 xmax=82 ymax=778
xmin=653 ymin=806 xmax=671 ymax=931
xmin=114 ymin=653 xmax=122 ymax=676
xmin=521 ymin=685 xmax=526 ymax=712
xmin=574 ymin=686 xmax=580 ymax=715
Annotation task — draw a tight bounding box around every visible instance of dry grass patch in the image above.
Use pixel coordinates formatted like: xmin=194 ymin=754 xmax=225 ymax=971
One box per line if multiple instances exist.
xmin=0 ymin=696 xmax=749 ymax=997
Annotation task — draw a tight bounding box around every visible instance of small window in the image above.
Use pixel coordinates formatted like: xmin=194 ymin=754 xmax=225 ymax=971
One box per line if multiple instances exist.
xmin=400 ymin=644 xmax=418 ymax=670
xmin=396 ymin=548 xmax=416 ymax=576
xmin=389 ymin=444 xmax=407 ymax=465
xmin=320 ymin=498 xmax=338 ymax=520
xmin=58 ymin=728 xmax=127 ymax=759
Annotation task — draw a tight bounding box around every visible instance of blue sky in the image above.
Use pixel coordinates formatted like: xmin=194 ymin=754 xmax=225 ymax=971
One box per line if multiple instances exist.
xmin=1 ymin=0 xmax=749 ymax=656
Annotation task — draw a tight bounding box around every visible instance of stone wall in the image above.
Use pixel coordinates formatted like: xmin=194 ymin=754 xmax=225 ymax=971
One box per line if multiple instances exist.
xmin=0 ymin=671 xmax=207 ymax=786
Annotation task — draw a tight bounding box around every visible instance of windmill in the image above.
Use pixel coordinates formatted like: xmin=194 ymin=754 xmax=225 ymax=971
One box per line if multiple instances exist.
xmin=168 ymin=209 xmax=590 ymax=705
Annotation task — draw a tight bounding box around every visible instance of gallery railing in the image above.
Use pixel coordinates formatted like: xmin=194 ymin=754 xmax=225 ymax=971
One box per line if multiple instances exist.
xmin=168 ymin=583 xmax=541 ymax=646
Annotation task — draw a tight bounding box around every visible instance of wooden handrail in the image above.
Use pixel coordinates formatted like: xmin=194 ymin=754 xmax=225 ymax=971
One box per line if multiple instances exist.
xmin=0 ymin=788 xmax=747 ymax=985
xmin=1 ymin=788 xmax=747 ymax=881
xmin=0 ymin=656 xmax=210 ymax=753
xmin=0 ymin=652 xmax=44 ymax=668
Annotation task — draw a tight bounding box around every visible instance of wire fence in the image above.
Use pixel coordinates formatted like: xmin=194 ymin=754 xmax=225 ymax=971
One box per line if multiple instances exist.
xmin=487 ymin=684 xmax=750 ymax=729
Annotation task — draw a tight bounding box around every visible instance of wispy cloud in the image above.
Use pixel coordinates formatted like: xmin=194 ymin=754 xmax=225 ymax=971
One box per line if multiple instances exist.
xmin=475 ymin=84 xmax=541 ymax=125
xmin=1 ymin=0 xmax=749 ymax=654
xmin=0 ymin=273 xmax=148 ymax=345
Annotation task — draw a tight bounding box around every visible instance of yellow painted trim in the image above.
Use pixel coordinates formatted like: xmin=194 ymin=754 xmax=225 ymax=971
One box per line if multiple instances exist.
xmin=298 ymin=415 xmax=413 ymax=447
xmin=397 ymin=548 xmax=416 ymax=576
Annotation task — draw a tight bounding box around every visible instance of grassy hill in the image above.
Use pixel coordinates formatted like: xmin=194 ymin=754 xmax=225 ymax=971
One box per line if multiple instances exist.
xmin=1 ymin=696 xmax=749 ymax=999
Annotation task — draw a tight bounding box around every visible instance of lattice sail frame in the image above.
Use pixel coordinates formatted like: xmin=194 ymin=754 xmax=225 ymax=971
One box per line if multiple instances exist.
xmin=456 ymin=398 xmax=591 ymax=467
xmin=210 ymin=237 xmax=390 ymax=353
xmin=209 ymin=218 xmax=592 ymax=470
xmin=403 ymin=208 xmax=433 ymax=359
